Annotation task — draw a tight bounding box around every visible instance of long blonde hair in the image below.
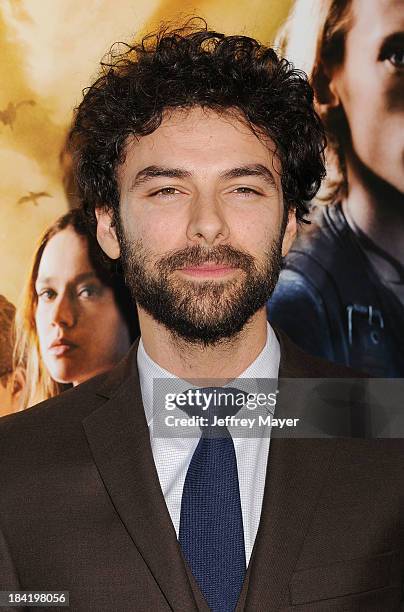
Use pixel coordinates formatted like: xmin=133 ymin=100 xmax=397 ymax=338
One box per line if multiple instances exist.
xmin=14 ymin=208 xmax=137 ymax=409
xmin=14 ymin=222 xmax=68 ymax=408
xmin=275 ymin=0 xmax=353 ymax=203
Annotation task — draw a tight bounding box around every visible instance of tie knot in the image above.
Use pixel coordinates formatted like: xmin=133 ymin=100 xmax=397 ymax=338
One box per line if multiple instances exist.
xmin=176 ymin=387 xmax=248 ymax=436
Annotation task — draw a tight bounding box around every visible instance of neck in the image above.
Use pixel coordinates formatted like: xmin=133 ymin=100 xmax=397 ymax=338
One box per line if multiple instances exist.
xmin=138 ymin=308 xmax=268 ymax=380
xmin=343 ymin=151 xmax=404 ymax=265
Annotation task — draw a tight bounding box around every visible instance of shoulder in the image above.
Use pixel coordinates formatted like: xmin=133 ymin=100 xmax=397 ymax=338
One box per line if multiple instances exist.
xmin=274 ymin=326 xmax=365 ymax=378
xmin=0 ymin=372 xmax=110 ymax=474
xmin=268 ymin=271 xmax=335 ymax=361
xmin=276 ymin=204 xmax=352 ymax=308
xmin=272 ymin=201 xmax=352 ymax=295
xmin=0 ymin=370 xmax=108 ymax=430
xmin=0 ymin=341 xmax=140 ymax=440
xmin=270 ymin=268 xmax=325 ymax=314
xmin=285 ymin=203 xmax=356 ymax=274
xmin=0 ymin=373 xmax=119 ymax=526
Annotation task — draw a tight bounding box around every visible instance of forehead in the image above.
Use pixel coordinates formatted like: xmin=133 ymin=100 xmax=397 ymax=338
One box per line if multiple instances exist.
xmin=118 ymin=107 xmax=278 ymax=181
xmin=37 ymin=228 xmax=92 ymax=280
xmin=350 ymin=0 xmax=404 ymax=37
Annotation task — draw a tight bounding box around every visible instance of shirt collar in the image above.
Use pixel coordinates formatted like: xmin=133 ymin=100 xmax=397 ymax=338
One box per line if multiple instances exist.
xmin=137 ymin=323 xmax=280 ymax=427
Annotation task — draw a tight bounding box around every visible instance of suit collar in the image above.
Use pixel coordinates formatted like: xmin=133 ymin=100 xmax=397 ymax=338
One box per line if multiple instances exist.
xmin=276 ymin=326 xmax=318 ymax=378
xmin=95 ymin=326 xmax=314 ymax=402
xmin=94 ymin=338 xmax=140 ymax=400
xmin=137 ymin=323 xmax=280 ymax=428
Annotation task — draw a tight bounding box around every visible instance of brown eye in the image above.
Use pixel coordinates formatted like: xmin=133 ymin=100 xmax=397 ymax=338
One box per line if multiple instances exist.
xmin=231 ymin=187 xmax=262 ymax=197
xmin=78 ymin=285 xmax=101 ymax=298
xmin=151 ymin=187 xmax=181 ymax=197
xmin=234 ymin=187 xmax=259 ymax=194
xmin=37 ymin=289 xmax=56 ymax=301
xmin=389 ymin=49 xmax=404 ymax=68
xmin=380 ymin=46 xmax=404 ymax=69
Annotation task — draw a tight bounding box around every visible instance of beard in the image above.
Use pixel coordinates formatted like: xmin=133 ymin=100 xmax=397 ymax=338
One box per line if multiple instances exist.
xmin=118 ymin=231 xmax=283 ymax=346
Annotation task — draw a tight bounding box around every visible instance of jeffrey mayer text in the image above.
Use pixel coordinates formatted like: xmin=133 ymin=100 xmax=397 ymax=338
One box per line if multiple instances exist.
xmin=165 ymin=415 xmax=300 ymax=429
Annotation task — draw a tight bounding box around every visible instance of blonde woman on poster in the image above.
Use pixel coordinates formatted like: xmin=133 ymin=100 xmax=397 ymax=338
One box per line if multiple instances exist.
xmin=13 ymin=208 xmax=136 ymax=409
xmin=268 ymin=0 xmax=404 ymax=376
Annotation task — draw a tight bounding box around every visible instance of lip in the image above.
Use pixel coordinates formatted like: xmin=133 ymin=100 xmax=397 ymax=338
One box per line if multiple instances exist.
xmin=48 ymin=339 xmax=78 ymax=356
xmin=177 ymin=264 xmax=239 ymax=278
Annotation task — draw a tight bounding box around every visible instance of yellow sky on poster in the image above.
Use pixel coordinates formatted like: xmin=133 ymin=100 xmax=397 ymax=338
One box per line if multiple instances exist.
xmin=0 ymin=0 xmax=291 ymax=304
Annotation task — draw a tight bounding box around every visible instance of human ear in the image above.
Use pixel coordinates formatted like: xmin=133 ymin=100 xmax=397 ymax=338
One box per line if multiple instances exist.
xmin=281 ymin=210 xmax=297 ymax=257
xmin=314 ymin=63 xmax=341 ymax=110
xmin=11 ymin=367 xmax=25 ymax=411
xmin=95 ymin=207 xmax=121 ymax=260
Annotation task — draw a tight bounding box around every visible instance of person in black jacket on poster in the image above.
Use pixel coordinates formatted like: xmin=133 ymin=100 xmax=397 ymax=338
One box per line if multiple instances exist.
xmin=268 ymin=0 xmax=404 ymax=376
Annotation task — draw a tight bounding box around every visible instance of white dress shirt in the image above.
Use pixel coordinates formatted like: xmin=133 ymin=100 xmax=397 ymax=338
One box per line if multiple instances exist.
xmin=137 ymin=323 xmax=280 ymax=566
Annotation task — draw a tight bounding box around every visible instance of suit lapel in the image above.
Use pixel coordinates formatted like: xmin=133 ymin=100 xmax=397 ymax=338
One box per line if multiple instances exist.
xmin=240 ymin=330 xmax=338 ymax=610
xmin=82 ymin=343 xmax=200 ymax=612
xmin=242 ymin=438 xmax=336 ymax=610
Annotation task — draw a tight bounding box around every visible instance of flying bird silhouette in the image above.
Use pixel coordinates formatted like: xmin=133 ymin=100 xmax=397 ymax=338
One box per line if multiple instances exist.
xmin=0 ymin=100 xmax=36 ymax=129
xmin=17 ymin=191 xmax=51 ymax=207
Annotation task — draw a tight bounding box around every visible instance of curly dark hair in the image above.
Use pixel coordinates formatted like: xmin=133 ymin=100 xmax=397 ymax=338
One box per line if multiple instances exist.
xmin=69 ymin=18 xmax=326 ymax=229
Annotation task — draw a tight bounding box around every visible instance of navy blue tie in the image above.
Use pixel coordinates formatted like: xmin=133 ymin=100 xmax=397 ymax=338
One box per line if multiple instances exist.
xmin=178 ymin=387 xmax=246 ymax=612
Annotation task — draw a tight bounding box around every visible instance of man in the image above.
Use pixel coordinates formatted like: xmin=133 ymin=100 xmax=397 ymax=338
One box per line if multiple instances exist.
xmin=0 ymin=295 xmax=24 ymax=416
xmin=0 ymin=23 xmax=403 ymax=611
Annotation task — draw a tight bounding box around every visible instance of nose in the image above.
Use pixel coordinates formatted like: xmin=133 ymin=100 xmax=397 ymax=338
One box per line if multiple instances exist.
xmin=186 ymin=193 xmax=230 ymax=246
xmin=51 ymin=293 xmax=77 ymax=329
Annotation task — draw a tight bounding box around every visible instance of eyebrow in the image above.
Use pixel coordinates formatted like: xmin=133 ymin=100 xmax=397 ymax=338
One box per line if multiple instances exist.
xmin=381 ymin=31 xmax=404 ymax=44
xmin=219 ymin=164 xmax=277 ymax=188
xmin=379 ymin=31 xmax=404 ymax=51
xmin=128 ymin=163 xmax=277 ymax=191
xmin=35 ymin=272 xmax=98 ymax=286
xmin=129 ymin=166 xmax=192 ymax=191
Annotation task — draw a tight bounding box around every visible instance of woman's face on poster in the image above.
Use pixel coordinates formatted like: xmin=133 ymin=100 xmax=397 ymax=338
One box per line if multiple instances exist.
xmin=329 ymin=0 xmax=404 ymax=192
xmin=34 ymin=227 xmax=131 ymax=386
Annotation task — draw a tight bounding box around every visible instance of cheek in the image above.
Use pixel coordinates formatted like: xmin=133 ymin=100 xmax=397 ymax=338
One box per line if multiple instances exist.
xmin=87 ymin=301 xmax=128 ymax=353
xmin=141 ymin=213 xmax=186 ymax=252
xmin=342 ymin=68 xmax=404 ymax=153
xmin=124 ymin=202 xmax=183 ymax=237
xmin=231 ymin=207 xmax=281 ymax=253
xmin=342 ymin=78 xmax=379 ymax=136
xmin=347 ymin=90 xmax=404 ymax=181
xmin=35 ymin=308 xmax=49 ymax=349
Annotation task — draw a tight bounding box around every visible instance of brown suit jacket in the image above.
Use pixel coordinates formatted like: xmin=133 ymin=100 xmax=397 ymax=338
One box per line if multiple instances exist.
xmin=0 ymin=330 xmax=403 ymax=611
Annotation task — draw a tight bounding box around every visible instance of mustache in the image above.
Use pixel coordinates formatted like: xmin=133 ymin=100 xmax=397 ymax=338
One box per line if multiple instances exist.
xmin=155 ymin=244 xmax=256 ymax=273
